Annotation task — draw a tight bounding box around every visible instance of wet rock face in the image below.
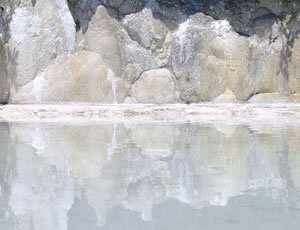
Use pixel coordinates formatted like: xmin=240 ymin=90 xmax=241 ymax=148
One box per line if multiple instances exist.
xmin=0 ymin=0 xmax=299 ymax=104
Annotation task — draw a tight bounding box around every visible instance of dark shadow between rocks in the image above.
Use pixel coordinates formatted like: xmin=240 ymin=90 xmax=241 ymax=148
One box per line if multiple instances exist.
xmin=67 ymin=0 xmax=102 ymax=32
xmin=67 ymin=0 xmax=149 ymax=33
xmin=67 ymin=0 xmax=299 ymax=39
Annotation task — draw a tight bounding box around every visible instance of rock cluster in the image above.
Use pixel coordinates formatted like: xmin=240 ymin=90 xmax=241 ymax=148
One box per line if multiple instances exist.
xmin=0 ymin=0 xmax=299 ymax=104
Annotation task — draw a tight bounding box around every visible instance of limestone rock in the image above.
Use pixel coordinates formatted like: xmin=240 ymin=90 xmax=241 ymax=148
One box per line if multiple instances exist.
xmin=78 ymin=6 xmax=122 ymax=76
xmin=248 ymin=93 xmax=289 ymax=104
xmin=121 ymin=39 xmax=158 ymax=83
xmin=122 ymin=8 xmax=168 ymax=51
xmin=171 ymin=13 xmax=254 ymax=103
xmin=1 ymin=0 xmax=300 ymax=104
xmin=248 ymin=38 xmax=284 ymax=94
xmin=131 ymin=68 xmax=177 ymax=104
xmin=12 ymin=51 xmax=127 ymax=104
xmin=121 ymin=6 xmax=172 ymax=72
xmin=74 ymin=5 xmax=159 ymax=86
xmin=247 ymin=15 xmax=300 ymax=96
xmin=288 ymin=34 xmax=300 ymax=94
xmin=7 ymin=0 xmax=76 ymax=99
xmin=213 ymin=88 xmax=239 ymax=104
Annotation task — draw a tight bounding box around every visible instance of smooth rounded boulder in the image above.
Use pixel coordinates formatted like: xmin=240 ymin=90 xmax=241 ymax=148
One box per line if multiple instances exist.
xmin=131 ymin=68 xmax=177 ymax=104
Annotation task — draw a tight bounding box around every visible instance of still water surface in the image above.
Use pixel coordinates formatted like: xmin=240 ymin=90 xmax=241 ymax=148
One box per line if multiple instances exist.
xmin=0 ymin=122 xmax=300 ymax=230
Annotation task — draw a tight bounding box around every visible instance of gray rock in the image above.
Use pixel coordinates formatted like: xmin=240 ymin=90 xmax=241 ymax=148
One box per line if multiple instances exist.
xmin=121 ymin=37 xmax=158 ymax=83
xmin=122 ymin=7 xmax=168 ymax=51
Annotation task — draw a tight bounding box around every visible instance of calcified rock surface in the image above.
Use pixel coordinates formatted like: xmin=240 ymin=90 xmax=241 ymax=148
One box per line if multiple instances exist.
xmin=0 ymin=0 xmax=300 ymax=104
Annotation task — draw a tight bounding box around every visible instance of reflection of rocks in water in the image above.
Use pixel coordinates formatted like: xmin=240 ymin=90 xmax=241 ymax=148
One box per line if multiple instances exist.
xmin=129 ymin=124 xmax=177 ymax=158
xmin=103 ymin=197 xmax=300 ymax=230
xmin=8 ymin=147 xmax=74 ymax=230
xmin=0 ymin=123 xmax=74 ymax=230
xmin=67 ymin=196 xmax=100 ymax=230
xmin=0 ymin=122 xmax=300 ymax=229
xmin=0 ymin=123 xmax=14 ymax=230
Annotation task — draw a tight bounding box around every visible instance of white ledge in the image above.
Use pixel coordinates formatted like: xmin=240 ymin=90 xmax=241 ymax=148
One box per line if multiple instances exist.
xmin=0 ymin=103 xmax=300 ymax=124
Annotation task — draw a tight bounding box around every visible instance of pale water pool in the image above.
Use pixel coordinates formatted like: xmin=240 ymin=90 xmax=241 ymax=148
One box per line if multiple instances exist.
xmin=0 ymin=122 xmax=300 ymax=230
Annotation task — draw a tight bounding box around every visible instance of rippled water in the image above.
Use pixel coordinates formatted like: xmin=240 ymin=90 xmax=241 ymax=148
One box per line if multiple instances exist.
xmin=0 ymin=122 xmax=300 ymax=230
